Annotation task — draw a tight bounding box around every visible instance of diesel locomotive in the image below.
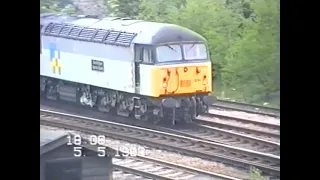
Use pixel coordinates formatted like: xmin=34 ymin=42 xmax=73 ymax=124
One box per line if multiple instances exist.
xmin=40 ymin=13 xmax=216 ymax=125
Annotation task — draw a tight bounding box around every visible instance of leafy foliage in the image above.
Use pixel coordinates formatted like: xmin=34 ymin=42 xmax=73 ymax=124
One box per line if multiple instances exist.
xmin=140 ymin=0 xmax=279 ymax=106
xmin=40 ymin=0 xmax=280 ymax=107
xmin=40 ymin=0 xmax=77 ymax=15
xmin=107 ymin=0 xmax=141 ymax=17
xmin=249 ymin=167 xmax=265 ymax=180
xmin=223 ymin=0 xmax=280 ymax=104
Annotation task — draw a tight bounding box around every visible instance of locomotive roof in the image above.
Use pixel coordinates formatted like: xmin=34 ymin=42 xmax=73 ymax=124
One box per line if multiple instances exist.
xmin=40 ymin=13 xmax=206 ymax=46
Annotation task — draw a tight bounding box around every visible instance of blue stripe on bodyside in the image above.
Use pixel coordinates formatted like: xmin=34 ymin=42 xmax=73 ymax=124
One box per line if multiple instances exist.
xmin=49 ymin=43 xmax=56 ymax=61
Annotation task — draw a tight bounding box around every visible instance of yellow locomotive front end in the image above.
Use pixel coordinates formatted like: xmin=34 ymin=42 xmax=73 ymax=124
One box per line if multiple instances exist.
xmin=137 ymin=43 xmax=216 ymax=125
xmin=150 ymin=62 xmax=212 ymax=97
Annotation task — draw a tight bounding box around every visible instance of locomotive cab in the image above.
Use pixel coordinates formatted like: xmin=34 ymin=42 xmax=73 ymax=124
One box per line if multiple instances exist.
xmin=134 ymin=41 xmax=215 ymax=112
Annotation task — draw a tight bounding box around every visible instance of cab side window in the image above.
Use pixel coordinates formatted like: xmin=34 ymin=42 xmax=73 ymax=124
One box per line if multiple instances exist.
xmin=134 ymin=44 xmax=153 ymax=64
xmin=143 ymin=48 xmax=152 ymax=64
xmin=134 ymin=45 xmax=143 ymax=61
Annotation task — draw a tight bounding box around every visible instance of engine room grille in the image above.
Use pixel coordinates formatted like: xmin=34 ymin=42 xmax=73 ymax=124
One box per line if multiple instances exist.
xmin=43 ymin=22 xmax=137 ymax=47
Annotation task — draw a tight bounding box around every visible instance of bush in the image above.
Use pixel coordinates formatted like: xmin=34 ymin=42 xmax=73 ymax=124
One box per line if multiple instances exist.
xmin=249 ymin=167 xmax=265 ymax=180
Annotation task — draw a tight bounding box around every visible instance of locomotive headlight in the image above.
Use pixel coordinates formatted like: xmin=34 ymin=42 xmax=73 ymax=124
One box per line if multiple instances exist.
xmin=162 ymin=77 xmax=167 ymax=88
xmin=203 ymin=75 xmax=207 ymax=85
xmin=163 ymin=83 xmax=167 ymax=88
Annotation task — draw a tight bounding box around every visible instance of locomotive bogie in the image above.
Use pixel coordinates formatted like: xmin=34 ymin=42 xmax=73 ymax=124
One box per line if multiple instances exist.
xmin=40 ymin=75 xmax=213 ymax=125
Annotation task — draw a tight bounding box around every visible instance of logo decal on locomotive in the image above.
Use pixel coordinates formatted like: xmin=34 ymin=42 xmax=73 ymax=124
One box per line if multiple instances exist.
xmin=49 ymin=43 xmax=62 ymax=75
xmin=91 ymin=60 xmax=104 ymax=72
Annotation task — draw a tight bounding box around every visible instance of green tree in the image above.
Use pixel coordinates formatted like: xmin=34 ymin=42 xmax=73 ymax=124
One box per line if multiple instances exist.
xmin=138 ymin=0 xmax=184 ymax=22
xmin=43 ymin=0 xmax=280 ymax=107
xmin=137 ymin=0 xmax=280 ymax=106
xmin=107 ymin=0 xmax=141 ymax=17
xmin=140 ymin=0 xmax=244 ymax=64
xmin=139 ymin=0 xmax=246 ymax=92
xmin=222 ymin=0 xmax=280 ymax=103
xmin=40 ymin=0 xmax=78 ymax=15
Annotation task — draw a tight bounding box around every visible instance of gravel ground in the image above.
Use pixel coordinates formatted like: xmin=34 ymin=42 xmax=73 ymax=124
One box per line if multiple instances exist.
xmin=198 ymin=115 xmax=279 ymax=143
xmin=209 ymin=109 xmax=280 ymax=125
xmin=113 ymin=171 xmax=152 ymax=180
xmin=40 ymin=125 xmax=250 ymax=179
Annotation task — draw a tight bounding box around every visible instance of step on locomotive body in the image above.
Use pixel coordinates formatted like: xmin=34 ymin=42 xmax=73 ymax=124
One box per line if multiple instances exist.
xmin=40 ymin=13 xmax=216 ymax=125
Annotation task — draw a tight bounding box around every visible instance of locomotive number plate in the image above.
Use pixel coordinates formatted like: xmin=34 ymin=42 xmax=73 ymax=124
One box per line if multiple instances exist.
xmin=180 ymin=80 xmax=191 ymax=87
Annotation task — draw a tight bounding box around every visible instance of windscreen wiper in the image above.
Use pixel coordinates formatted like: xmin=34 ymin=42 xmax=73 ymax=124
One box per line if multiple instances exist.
xmin=186 ymin=43 xmax=196 ymax=53
xmin=166 ymin=45 xmax=177 ymax=52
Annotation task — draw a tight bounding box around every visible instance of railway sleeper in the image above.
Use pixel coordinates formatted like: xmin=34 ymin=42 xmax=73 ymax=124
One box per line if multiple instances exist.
xmin=40 ymin=76 xmax=211 ymax=125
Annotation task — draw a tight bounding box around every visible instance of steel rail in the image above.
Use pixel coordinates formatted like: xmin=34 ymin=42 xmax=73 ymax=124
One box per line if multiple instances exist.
xmin=40 ymin=109 xmax=280 ymax=177
xmin=211 ymin=100 xmax=280 ymax=118
xmin=41 ymin=100 xmax=280 ymax=155
xmin=40 ymin=98 xmax=280 ymax=140
xmin=112 ymin=155 xmax=241 ymax=180
xmin=195 ymin=114 xmax=280 ymax=141
xmin=202 ymin=113 xmax=280 ymax=131
xmin=161 ymin=124 xmax=280 ymax=156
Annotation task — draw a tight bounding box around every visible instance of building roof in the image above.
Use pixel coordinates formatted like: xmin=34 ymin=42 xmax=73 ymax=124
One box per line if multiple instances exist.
xmin=40 ymin=128 xmax=67 ymax=147
xmin=40 ymin=128 xmax=71 ymax=155
xmin=40 ymin=128 xmax=124 ymax=157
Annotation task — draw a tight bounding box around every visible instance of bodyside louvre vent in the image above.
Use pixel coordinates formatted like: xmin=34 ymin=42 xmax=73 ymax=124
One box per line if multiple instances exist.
xmin=50 ymin=23 xmax=63 ymax=35
xmin=42 ymin=22 xmax=137 ymax=47
xmin=69 ymin=26 xmax=83 ymax=38
xmin=78 ymin=28 xmax=97 ymax=41
xmin=105 ymin=31 xmax=120 ymax=44
xmin=92 ymin=29 xmax=109 ymax=42
xmin=115 ymin=32 xmax=136 ymax=46
xmin=59 ymin=24 xmax=73 ymax=37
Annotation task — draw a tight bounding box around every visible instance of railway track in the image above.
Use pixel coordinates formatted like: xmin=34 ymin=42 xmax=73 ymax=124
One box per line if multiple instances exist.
xmin=112 ymin=155 xmax=241 ymax=180
xmin=196 ymin=113 xmax=280 ymax=142
xmin=41 ymin=100 xmax=279 ymax=155
xmin=164 ymin=124 xmax=280 ymax=156
xmin=41 ymin=99 xmax=280 ymax=142
xmin=211 ymin=100 xmax=280 ymax=118
xmin=76 ymin=137 xmax=212 ymax=180
xmin=40 ymin=109 xmax=280 ymax=177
